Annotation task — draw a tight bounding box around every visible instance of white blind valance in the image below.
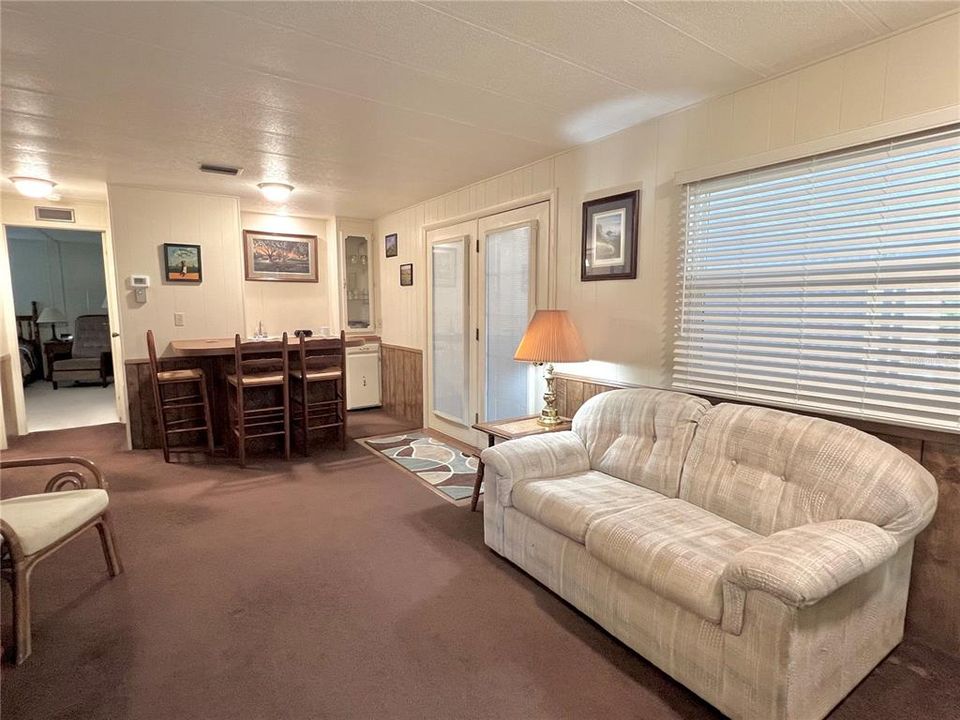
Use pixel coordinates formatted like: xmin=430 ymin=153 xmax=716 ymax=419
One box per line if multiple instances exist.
xmin=674 ymin=125 xmax=960 ymax=432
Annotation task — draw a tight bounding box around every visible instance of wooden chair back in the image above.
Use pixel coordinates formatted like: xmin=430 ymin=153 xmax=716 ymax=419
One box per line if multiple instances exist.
xmin=233 ymin=332 xmax=290 ymax=381
xmin=296 ymin=331 xmax=346 ymax=377
xmin=146 ymin=329 xmax=161 ymax=377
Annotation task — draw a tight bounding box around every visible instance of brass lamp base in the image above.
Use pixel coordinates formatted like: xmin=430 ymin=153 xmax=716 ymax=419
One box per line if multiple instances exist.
xmin=536 ymin=362 xmax=562 ymax=427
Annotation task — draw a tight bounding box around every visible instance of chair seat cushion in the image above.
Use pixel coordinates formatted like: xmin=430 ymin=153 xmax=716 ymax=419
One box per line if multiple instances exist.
xmin=290 ymin=367 xmax=342 ymax=381
xmin=0 ymin=489 xmax=109 ymax=555
xmin=52 ymin=357 xmax=101 ymax=371
xmin=157 ymin=368 xmax=202 ymax=382
xmin=512 ymin=470 xmax=667 ymax=545
xmin=226 ymin=373 xmax=285 ymax=387
xmin=585 ymin=499 xmax=761 ymax=624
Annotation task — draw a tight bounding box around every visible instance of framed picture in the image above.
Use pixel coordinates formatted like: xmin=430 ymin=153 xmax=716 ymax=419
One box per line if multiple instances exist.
xmin=163 ymin=243 xmax=202 ymax=283
xmin=400 ymin=263 xmax=414 ymax=286
xmin=243 ymin=230 xmax=318 ymax=283
xmin=385 ymin=233 xmax=398 ymax=258
xmin=581 ymin=190 xmax=640 ymax=281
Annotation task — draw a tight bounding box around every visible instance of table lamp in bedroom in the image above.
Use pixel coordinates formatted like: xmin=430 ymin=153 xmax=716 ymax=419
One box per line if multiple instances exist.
xmin=514 ymin=309 xmax=588 ymax=427
xmin=37 ymin=306 xmax=67 ymax=340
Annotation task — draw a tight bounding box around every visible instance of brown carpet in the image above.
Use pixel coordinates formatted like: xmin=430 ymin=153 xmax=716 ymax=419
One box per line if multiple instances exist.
xmin=2 ymin=411 xmax=958 ymax=720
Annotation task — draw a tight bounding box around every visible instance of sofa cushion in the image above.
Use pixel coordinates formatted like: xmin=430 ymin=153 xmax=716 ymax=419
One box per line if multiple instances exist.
xmin=585 ymin=499 xmax=761 ymax=624
xmin=0 ymin=489 xmax=109 ymax=555
xmin=679 ymin=404 xmax=938 ymax=541
xmin=572 ymin=388 xmax=709 ymax=497
xmin=512 ymin=470 xmax=666 ymax=545
xmin=52 ymin=357 xmax=101 ymax=371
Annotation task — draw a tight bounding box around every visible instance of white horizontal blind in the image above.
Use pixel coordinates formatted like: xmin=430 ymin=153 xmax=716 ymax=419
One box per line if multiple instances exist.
xmin=675 ymin=125 xmax=960 ymax=432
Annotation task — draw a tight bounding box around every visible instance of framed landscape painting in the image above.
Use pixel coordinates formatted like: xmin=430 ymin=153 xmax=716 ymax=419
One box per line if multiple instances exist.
xmin=581 ymin=190 xmax=640 ymax=281
xmin=385 ymin=233 xmax=398 ymax=258
xmin=243 ymin=230 xmax=318 ymax=283
xmin=163 ymin=243 xmax=202 ymax=283
xmin=400 ymin=263 xmax=413 ymax=286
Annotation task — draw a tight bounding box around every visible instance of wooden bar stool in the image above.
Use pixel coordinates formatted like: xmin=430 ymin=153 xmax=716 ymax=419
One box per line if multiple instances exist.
xmin=146 ymin=330 xmax=215 ymax=463
xmin=290 ymin=332 xmax=348 ymax=454
xmin=227 ymin=333 xmax=290 ymax=467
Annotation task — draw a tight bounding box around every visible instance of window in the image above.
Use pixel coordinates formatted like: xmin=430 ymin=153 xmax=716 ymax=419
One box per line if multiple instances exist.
xmin=675 ymin=125 xmax=960 ymax=431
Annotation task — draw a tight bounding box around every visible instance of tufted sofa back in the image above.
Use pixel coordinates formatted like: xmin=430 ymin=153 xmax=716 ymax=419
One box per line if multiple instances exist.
xmin=572 ymin=388 xmax=710 ymax=497
xmin=679 ymin=403 xmax=938 ymax=543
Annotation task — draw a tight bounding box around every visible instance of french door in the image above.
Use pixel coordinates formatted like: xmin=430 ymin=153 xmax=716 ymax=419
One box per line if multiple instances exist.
xmin=426 ymin=202 xmax=550 ymax=446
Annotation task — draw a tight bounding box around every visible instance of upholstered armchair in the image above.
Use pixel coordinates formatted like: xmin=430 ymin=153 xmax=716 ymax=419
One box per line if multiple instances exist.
xmin=0 ymin=456 xmax=123 ymax=664
xmin=51 ymin=314 xmax=113 ymax=388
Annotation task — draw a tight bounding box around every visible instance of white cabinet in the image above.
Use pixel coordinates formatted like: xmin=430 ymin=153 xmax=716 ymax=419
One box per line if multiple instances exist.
xmin=347 ymin=342 xmax=381 ymax=410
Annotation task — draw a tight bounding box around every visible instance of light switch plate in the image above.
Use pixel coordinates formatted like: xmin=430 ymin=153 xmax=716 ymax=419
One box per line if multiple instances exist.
xmin=174 ymin=312 xmax=185 ymax=327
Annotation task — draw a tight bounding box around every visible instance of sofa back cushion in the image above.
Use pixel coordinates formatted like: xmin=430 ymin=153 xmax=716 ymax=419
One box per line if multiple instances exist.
xmin=679 ymin=403 xmax=938 ymax=542
xmin=572 ymin=388 xmax=710 ymax=497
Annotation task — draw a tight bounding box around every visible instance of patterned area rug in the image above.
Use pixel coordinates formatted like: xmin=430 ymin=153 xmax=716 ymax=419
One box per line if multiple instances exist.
xmin=363 ymin=432 xmax=480 ymax=504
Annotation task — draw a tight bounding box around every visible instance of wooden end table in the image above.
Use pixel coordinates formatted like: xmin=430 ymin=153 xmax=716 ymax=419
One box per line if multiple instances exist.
xmin=469 ymin=415 xmax=573 ymax=512
xmin=42 ymin=339 xmax=73 ymax=381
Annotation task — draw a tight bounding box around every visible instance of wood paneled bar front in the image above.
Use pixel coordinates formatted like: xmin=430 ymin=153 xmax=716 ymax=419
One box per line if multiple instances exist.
xmin=125 ymin=336 xmax=376 ymax=451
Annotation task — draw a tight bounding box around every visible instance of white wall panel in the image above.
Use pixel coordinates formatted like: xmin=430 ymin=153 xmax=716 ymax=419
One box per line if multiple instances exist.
xmin=373 ymin=15 xmax=960 ymax=392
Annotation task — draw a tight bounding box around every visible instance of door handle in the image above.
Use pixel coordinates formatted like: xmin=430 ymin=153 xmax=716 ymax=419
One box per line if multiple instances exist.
xmin=111 ymin=332 xmax=120 ymax=338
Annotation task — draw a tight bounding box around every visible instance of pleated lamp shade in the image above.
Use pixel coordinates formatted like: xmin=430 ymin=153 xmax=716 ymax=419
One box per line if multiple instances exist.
xmin=514 ymin=310 xmax=588 ymax=363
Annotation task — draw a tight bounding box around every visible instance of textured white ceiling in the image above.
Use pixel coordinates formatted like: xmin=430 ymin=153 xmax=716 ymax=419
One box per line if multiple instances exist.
xmin=1 ymin=1 xmax=954 ymax=218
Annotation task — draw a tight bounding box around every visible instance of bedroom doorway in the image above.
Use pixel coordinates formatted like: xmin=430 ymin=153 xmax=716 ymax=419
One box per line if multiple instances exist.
xmin=5 ymin=226 xmax=119 ymax=432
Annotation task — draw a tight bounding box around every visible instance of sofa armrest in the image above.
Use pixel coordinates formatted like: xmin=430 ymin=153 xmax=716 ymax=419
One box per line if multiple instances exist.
xmin=720 ymin=519 xmax=899 ymax=634
xmin=480 ymin=431 xmax=590 ymax=507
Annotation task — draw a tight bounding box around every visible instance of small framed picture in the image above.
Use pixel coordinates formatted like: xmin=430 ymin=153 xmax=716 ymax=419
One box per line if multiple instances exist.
xmin=399 ymin=263 xmax=413 ymax=286
xmin=385 ymin=233 xmax=398 ymax=258
xmin=163 ymin=243 xmax=202 ymax=283
xmin=581 ymin=190 xmax=640 ymax=281
xmin=243 ymin=230 xmax=318 ymax=283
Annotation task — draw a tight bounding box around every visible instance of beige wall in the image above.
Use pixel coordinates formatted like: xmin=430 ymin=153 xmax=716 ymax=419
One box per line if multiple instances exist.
xmin=374 ymin=13 xmax=960 ymax=388
xmin=108 ymin=185 xmax=246 ymax=359
xmin=240 ymin=211 xmax=338 ymax=337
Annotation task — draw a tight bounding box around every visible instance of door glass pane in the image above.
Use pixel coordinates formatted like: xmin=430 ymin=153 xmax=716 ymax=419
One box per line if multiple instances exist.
xmin=485 ymin=225 xmax=534 ymax=421
xmin=431 ymin=239 xmax=468 ymax=423
xmin=344 ymin=235 xmax=371 ymax=329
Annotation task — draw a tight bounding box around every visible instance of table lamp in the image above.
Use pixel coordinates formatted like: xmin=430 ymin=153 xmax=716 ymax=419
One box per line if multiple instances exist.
xmin=37 ymin=306 xmax=67 ymax=340
xmin=514 ymin=309 xmax=588 ymax=427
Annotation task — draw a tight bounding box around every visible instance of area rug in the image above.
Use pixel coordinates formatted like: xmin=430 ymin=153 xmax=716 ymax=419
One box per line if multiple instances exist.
xmin=361 ymin=432 xmax=480 ymax=504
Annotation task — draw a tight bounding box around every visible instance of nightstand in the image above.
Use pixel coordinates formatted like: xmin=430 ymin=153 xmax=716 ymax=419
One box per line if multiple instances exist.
xmin=469 ymin=415 xmax=573 ymax=512
xmin=43 ymin=339 xmax=73 ymax=381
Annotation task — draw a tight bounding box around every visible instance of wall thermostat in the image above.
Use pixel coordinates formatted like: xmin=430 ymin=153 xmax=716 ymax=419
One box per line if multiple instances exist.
xmin=127 ymin=275 xmax=150 ymax=304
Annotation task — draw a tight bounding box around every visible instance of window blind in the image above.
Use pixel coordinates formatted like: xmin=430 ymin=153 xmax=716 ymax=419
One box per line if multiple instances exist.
xmin=675 ymin=124 xmax=960 ymax=432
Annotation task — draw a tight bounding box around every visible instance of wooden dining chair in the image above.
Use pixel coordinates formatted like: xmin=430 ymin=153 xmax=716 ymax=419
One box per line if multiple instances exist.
xmin=146 ymin=330 xmax=215 ymax=463
xmin=289 ymin=332 xmax=348 ymax=454
xmin=0 ymin=456 xmax=123 ymax=665
xmin=227 ymin=333 xmax=290 ymax=467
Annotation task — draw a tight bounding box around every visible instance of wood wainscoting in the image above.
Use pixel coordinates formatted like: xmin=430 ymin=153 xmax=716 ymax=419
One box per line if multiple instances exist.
xmin=380 ymin=344 xmax=423 ymax=429
xmin=554 ymin=372 xmax=960 ymax=658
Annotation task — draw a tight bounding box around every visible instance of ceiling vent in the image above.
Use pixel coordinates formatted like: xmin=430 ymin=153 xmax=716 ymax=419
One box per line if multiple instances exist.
xmin=199 ymin=163 xmax=243 ymax=177
xmin=35 ymin=206 xmax=75 ymax=223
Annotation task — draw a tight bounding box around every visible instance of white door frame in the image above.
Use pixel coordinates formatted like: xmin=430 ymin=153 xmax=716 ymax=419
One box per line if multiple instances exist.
xmin=0 ymin=221 xmax=126 ymax=441
xmin=423 ymin=199 xmax=552 ymax=447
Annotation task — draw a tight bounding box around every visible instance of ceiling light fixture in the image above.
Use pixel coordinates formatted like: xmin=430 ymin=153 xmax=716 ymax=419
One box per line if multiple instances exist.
xmin=258 ymin=182 xmax=293 ymax=204
xmin=10 ymin=176 xmax=56 ymax=198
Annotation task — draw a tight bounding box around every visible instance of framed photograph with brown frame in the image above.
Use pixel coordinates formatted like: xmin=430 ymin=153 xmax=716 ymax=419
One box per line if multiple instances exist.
xmin=243 ymin=230 xmax=319 ymax=283
xmin=399 ymin=263 xmax=413 ymax=286
xmin=385 ymin=233 xmax=398 ymax=258
xmin=581 ymin=190 xmax=640 ymax=281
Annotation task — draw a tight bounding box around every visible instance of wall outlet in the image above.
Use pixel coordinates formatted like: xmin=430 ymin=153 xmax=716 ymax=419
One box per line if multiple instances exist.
xmin=174 ymin=312 xmax=185 ymax=327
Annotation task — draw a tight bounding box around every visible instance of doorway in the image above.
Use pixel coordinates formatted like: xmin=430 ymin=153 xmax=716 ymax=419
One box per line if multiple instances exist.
xmin=426 ymin=201 xmax=551 ymax=447
xmin=5 ymin=226 xmax=119 ymax=432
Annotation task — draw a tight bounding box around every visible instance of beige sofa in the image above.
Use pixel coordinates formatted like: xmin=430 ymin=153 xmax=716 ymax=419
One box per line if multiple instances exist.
xmin=481 ymin=388 xmax=937 ymax=720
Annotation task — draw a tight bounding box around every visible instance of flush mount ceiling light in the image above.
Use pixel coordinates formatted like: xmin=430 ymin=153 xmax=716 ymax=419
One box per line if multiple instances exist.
xmin=257 ymin=182 xmax=293 ymax=204
xmin=10 ymin=176 xmax=56 ymax=198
